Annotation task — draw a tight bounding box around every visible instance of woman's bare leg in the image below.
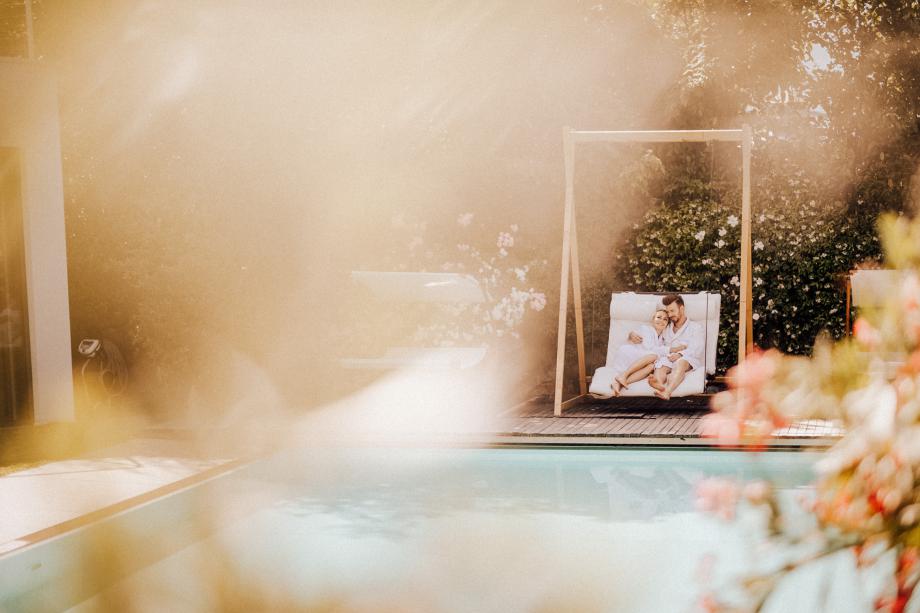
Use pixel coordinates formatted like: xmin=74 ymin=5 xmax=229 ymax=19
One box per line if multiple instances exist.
xmin=616 ymin=355 xmax=656 ymax=389
xmin=625 ymin=364 xmax=654 ymax=385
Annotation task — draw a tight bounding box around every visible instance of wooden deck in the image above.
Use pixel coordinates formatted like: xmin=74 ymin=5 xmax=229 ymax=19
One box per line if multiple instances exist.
xmin=488 ymin=397 xmax=843 ymax=448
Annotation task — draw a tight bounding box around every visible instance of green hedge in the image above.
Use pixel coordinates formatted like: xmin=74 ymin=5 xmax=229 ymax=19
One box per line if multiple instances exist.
xmin=614 ymin=177 xmax=881 ymax=373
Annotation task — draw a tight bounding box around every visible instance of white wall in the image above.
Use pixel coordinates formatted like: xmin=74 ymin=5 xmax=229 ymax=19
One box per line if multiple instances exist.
xmin=0 ymin=59 xmax=74 ymax=423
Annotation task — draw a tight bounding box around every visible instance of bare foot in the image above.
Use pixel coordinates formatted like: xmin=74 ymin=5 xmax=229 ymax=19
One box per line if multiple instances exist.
xmin=647 ymin=374 xmax=664 ymax=391
xmin=610 ymin=379 xmax=622 ymax=394
xmin=614 ymin=374 xmax=627 ymax=390
xmin=610 ymin=386 xmax=620 ymax=397
xmin=654 ymin=389 xmax=671 ymax=400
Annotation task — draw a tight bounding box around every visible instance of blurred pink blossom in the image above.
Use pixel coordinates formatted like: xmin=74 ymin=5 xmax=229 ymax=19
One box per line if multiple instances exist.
xmin=695 ymin=477 xmax=740 ymax=520
xmin=854 ymin=317 xmax=881 ymax=349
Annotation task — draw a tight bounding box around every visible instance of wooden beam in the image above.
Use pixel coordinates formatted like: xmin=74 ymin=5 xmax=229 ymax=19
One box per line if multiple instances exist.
xmin=571 ymin=129 xmax=744 ymax=143
xmin=561 ymin=394 xmax=586 ymax=412
xmin=24 ymin=0 xmax=34 ymax=60
xmin=571 ymin=203 xmax=587 ymax=396
xmin=554 ymin=128 xmax=575 ymax=417
xmin=739 ymin=124 xmax=753 ymax=361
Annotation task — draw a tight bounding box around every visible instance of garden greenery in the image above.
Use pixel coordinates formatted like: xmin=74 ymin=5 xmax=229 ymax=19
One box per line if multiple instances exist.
xmin=615 ymin=165 xmax=883 ymax=373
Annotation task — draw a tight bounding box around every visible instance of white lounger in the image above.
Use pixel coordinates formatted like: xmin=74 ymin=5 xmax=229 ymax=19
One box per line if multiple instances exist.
xmin=340 ymin=272 xmax=489 ymax=371
xmin=588 ymin=292 xmax=721 ymax=398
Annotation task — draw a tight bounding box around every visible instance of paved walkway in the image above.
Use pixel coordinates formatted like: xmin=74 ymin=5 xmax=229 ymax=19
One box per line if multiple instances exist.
xmin=0 ymin=437 xmax=233 ymax=554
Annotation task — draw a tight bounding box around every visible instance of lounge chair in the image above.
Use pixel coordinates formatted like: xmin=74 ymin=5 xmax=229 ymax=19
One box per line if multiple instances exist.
xmin=339 ymin=271 xmax=488 ymax=371
xmin=588 ymin=291 xmax=721 ymax=398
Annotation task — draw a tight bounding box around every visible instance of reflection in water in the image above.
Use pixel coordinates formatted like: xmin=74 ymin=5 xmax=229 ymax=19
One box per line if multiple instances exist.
xmin=72 ymin=448 xmax=823 ymax=613
xmin=265 ymin=447 xmax=817 ymax=536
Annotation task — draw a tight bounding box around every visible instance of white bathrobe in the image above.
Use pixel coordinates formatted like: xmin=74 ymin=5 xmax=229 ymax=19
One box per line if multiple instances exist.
xmin=656 ymin=318 xmax=705 ymax=371
xmin=610 ymin=324 xmax=667 ymax=373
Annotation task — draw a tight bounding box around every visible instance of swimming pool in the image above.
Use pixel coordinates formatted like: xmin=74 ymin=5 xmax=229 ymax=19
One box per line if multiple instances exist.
xmin=13 ymin=446 xmax=837 ymax=612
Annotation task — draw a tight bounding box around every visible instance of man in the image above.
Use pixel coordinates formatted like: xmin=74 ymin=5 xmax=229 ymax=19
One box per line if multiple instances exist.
xmin=645 ymin=293 xmax=704 ymax=400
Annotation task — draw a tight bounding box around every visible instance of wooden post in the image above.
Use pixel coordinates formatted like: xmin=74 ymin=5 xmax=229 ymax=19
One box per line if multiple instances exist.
xmin=554 ymin=127 xmax=751 ymax=409
xmin=554 ymin=128 xmax=575 ymax=416
xmin=571 ymin=205 xmax=587 ymax=396
xmin=845 ymin=273 xmax=852 ymax=335
xmin=739 ymin=124 xmax=753 ymax=362
xmin=24 ymin=0 xmax=34 ymax=60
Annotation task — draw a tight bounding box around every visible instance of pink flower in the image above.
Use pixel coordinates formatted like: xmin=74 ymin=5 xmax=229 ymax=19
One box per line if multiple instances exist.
xmin=854 ymin=317 xmax=881 ymax=349
xmin=700 ymin=412 xmax=741 ymax=446
xmin=743 ymin=481 xmax=772 ymax=505
xmin=732 ymin=350 xmax=778 ymax=391
xmin=695 ymin=477 xmax=741 ymax=520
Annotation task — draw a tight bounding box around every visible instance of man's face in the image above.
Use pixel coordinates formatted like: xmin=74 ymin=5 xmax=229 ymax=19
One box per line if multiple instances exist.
xmin=665 ymin=302 xmax=682 ymax=323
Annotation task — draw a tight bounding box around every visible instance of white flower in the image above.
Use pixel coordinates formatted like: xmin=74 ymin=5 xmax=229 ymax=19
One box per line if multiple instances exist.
xmin=752 ymin=312 xmax=760 ymax=321
xmin=499 ymin=248 xmax=508 ymax=257
xmin=510 ymin=224 xmax=519 ymax=232
xmin=754 ymin=240 xmax=764 ymax=251
xmin=530 ymin=292 xmax=547 ymax=311
xmin=718 ymin=227 xmax=727 ymax=237
xmin=716 ymin=239 xmax=726 ymax=248
xmin=694 ymin=230 xmax=706 ymax=241
xmin=727 ymin=215 xmax=739 ymax=227
xmin=457 ymin=212 xmax=474 ymax=227
xmin=497 ymin=232 xmax=514 ymax=248
xmin=490 ymin=304 xmax=503 ymax=320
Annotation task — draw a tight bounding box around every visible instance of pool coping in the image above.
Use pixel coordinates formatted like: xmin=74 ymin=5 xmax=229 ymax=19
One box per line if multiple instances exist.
xmin=0 ymin=455 xmax=253 ymax=559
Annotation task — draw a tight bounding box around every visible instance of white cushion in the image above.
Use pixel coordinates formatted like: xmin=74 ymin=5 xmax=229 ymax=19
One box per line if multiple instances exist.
xmin=589 ymin=366 xmax=704 ymax=398
xmin=351 ymin=271 xmax=485 ymax=303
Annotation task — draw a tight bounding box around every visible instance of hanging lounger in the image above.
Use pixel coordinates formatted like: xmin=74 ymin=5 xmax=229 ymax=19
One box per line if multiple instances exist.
xmin=587 ymin=291 xmax=721 ymax=398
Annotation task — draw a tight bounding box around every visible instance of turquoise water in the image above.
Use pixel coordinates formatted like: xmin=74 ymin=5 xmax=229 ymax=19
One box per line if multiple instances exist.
xmin=69 ymin=447 xmax=874 ymax=613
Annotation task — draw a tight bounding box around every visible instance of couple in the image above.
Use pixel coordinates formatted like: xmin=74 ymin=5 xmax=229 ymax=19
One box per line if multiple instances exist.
xmin=609 ymin=293 xmax=704 ymax=400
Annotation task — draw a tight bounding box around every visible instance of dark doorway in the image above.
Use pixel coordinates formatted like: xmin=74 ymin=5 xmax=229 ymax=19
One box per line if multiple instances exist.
xmin=0 ymin=148 xmax=32 ymax=425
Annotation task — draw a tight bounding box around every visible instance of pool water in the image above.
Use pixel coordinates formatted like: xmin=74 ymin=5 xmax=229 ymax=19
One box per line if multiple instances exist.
xmin=68 ymin=447 xmax=876 ymax=612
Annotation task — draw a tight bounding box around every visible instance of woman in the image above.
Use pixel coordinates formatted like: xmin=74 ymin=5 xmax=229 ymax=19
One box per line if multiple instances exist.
xmin=610 ymin=308 xmax=669 ymax=396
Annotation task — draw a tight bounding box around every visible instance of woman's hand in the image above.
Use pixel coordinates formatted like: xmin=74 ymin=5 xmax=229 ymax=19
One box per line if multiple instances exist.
xmin=628 ymin=331 xmax=643 ymax=344
xmin=670 ymin=343 xmax=687 ymax=353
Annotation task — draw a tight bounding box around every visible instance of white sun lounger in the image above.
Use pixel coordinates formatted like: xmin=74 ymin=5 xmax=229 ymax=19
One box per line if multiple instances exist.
xmin=340 ymin=271 xmax=488 ymax=371
xmin=588 ymin=291 xmax=721 ymax=398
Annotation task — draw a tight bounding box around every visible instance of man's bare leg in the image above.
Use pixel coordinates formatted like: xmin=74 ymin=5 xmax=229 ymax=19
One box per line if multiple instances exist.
xmin=655 ymin=359 xmax=691 ymax=400
xmin=648 ymin=367 xmax=669 ymax=391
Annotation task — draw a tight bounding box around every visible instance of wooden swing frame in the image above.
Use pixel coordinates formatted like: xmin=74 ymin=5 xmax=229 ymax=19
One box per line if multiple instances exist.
xmin=554 ymin=126 xmax=755 ymax=416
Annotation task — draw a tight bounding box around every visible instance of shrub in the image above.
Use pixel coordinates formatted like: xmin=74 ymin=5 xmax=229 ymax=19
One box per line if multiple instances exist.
xmin=615 ymin=174 xmax=882 ymax=372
